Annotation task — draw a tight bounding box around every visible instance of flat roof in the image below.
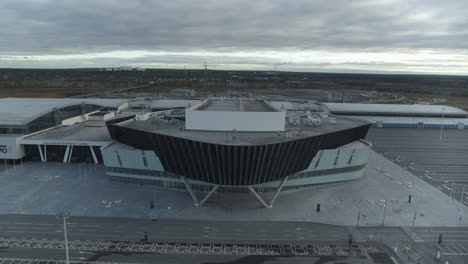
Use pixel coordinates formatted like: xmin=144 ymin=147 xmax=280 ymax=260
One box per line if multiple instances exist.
xmin=23 ymin=120 xmax=111 ymax=143
xmin=147 ymin=99 xmax=201 ymax=109
xmin=101 ymin=141 xmax=136 ymax=151
xmin=324 ymin=103 xmax=468 ymax=116
xmin=119 ymin=115 xmax=367 ymax=146
xmin=195 ymin=99 xmax=277 ymax=112
xmin=0 ymin=98 xmax=129 ymax=126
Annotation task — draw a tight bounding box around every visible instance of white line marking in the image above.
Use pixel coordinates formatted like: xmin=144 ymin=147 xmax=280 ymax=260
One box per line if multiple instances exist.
xmin=78 ymin=229 xmax=97 ymax=232
xmin=80 ymin=224 xmax=99 ymax=228
xmin=36 ymin=223 xmax=54 ymax=226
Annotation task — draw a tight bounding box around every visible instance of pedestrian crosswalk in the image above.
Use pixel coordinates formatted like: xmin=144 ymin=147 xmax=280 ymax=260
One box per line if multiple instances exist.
xmin=430 ymin=244 xmax=468 ymax=255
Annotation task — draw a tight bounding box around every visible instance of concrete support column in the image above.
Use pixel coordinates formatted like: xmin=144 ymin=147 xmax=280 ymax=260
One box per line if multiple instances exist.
xmin=181 ymin=176 xmax=200 ymax=206
xmin=89 ymin=146 xmax=98 ymax=164
xmin=198 ymin=185 xmax=219 ymax=206
xmin=67 ymin=146 xmax=74 ymax=163
xmin=37 ymin=145 xmax=44 ymax=162
xmin=269 ymin=176 xmax=289 ymax=207
xmin=248 ymin=186 xmax=271 ymax=208
xmin=63 ymin=146 xmax=70 ymax=163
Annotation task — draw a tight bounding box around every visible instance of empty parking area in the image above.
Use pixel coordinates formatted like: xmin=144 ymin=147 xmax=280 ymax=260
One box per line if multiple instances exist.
xmin=366 ymin=127 xmax=468 ymax=204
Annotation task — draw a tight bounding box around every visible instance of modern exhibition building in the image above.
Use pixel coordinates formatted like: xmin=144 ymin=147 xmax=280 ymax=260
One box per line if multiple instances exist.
xmin=14 ymin=96 xmax=468 ymax=207
xmin=103 ymin=98 xmax=371 ymax=207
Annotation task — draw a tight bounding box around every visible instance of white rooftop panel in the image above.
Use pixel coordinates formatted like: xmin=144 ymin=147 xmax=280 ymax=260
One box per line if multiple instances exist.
xmin=150 ymin=99 xmax=201 ymax=109
xmin=195 ymin=98 xmax=277 ymax=112
xmin=323 ymin=103 xmax=468 ymax=116
xmin=0 ymin=98 xmax=128 ymax=126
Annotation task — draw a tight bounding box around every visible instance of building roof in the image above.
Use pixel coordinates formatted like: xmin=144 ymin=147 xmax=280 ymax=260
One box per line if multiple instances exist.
xmin=0 ymin=98 xmax=128 ymax=126
xmin=148 ymin=99 xmax=201 ymax=109
xmin=119 ymin=114 xmax=367 ymax=146
xmin=22 ymin=120 xmax=111 ymax=144
xmin=195 ymin=98 xmax=277 ymax=112
xmin=323 ymin=103 xmax=468 ymax=117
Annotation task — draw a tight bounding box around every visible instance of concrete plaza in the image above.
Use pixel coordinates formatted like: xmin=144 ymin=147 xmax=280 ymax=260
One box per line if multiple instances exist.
xmin=0 ymin=150 xmax=465 ymax=227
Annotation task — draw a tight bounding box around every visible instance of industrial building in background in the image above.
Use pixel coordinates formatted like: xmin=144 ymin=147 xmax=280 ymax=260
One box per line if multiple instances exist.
xmin=170 ymin=88 xmax=196 ymax=97
xmin=0 ymin=97 xmax=467 ymax=207
xmin=324 ymin=103 xmax=468 ymax=128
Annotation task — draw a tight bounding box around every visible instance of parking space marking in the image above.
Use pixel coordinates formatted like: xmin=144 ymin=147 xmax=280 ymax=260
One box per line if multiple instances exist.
xmin=431 ymin=244 xmax=468 ymax=255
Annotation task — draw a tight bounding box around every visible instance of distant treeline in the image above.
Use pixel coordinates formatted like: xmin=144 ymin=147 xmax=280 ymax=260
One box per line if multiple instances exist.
xmin=0 ymin=68 xmax=467 ymax=97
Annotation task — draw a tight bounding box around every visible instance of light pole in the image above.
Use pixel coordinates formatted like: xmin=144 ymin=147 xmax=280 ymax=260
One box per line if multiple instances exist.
xmin=152 ymin=182 xmax=158 ymax=218
xmin=356 ymin=211 xmax=361 ymax=227
xmin=461 ymin=186 xmax=465 ymax=205
xmin=382 ymin=199 xmax=387 ymax=226
xmin=412 ymin=211 xmax=417 ymax=232
xmin=57 ymin=212 xmax=71 ymax=264
xmin=450 ymin=181 xmax=454 ymax=204
xmin=439 ymin=107 xmax=445 ymax=141
xmin=184 ymin=64 xmax=188 ymax=89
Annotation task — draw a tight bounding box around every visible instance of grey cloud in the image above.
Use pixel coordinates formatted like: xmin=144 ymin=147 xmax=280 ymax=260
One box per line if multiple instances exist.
xmin=0 ymin=0 xmax=467 ymax=55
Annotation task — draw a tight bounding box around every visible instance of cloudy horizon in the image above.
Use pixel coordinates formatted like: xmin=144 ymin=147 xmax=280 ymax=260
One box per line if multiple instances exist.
xmin=1 ymin=0 xmax=467 ymax=75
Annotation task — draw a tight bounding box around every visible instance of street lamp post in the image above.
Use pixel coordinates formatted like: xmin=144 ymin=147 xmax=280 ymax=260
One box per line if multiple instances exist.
xmin=382 ymin=199 xmax=387 ymax=226
xmin=57 ymin=212 xmax=71 ymax=264
xmin=450 ymin=182 xmax=454 ymax=204
xmin=461 ymin=186 xmax=465 ymax=205
xmin=440 ymin=107 xmax=445 ymax=141
xmin=356 ymin=211 xmax=361 ymax=227
xmin=412 ymin=211 xmax=417 ymax=231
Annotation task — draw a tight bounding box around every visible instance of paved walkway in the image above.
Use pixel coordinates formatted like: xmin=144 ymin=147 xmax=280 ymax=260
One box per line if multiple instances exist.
xmin=0 ymin=151 xmax=466 ymax=226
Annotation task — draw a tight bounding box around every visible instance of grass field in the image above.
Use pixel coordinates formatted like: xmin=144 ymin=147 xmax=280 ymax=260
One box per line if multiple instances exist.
xmin=402 ymin=92 xmax=468 ymax=110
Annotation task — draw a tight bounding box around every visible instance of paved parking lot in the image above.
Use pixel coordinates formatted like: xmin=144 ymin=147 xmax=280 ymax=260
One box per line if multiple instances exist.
xmin=367 ymin=127 xmax=468 ymax=205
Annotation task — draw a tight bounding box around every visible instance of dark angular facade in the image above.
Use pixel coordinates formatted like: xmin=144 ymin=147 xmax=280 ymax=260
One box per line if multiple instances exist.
xmin=107 ymin=118 xmax=370 ymax=186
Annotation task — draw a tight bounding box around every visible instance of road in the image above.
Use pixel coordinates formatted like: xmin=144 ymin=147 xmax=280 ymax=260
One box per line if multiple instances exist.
xmin=0 ymin=214 xmax=350 ymax=244
xmin=69 ymin=84 xmax=152 ymax=98
xmin=415 ymin=227 xmax=468 ymax=244
xmin=5 ymin=214 xmax=468 ymax=263
xmin=0 ymin=247 xmax=370 ymax=264
xmin=0 ymin=214 xmax=391 ymax=263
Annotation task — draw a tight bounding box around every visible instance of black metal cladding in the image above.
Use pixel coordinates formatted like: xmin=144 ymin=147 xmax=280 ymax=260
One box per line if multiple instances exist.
xmin=106 ymin=121 xmax=370 ymax=186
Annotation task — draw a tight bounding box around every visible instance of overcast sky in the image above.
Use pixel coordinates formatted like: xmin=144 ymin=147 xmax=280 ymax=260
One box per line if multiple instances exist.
xmin=1 ymin=0 xmax=467 ymax=74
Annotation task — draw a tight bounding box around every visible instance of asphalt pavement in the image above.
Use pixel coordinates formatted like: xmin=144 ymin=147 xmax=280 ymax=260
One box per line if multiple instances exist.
xmin=0 ymin=214 xmax=351 ymax=244
xmin=0 ymin=214 xmax=392 ymax=263
xmin=1 ymin=127 xmax=468 ymax=263
xmin=3 ymin=214 xmax=468 ymax=263
xmin=367 ymin=127 xmax=468 ymax=204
